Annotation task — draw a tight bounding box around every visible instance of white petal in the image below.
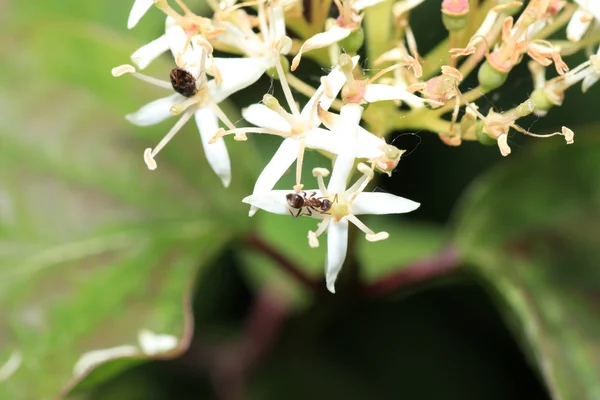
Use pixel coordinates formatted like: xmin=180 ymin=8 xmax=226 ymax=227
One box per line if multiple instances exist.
xmin=195 ymin=107 xmax=232 ymax=187
xmin=73 ymin=345 xmax=139 ymax=377
xmin=242 ymin=190 xmax=299 ymax=216
xmin=253 ymin=138 xmax=300 ymax=195
xmin=210 ymin=57 xmax=269 ymax=103
xmin=582 ymin=72 xmax=600 ymax=93
xmin=356 ymin=128 xmax=386 ymax=158
xmin=326 ymin=219 xmax=349 ymax=293
xmin=128 ymin=0 xmax=154 ymax=29
xmin=126 ymin=93 xmax=183 ymax=126
xmin=0 ymin=351 xmax=22 ymax=382
xmin=575 ymin=0 xmax=600 ymax=21
xmin=353 ymin=0 xmax=386 ymax=11
xmin=242 ymin=104 xmax=291 ymax=131
xmin=166 ymin=17 xmax=204 ymax=77
xmin=131 ymin=34 xmax=170 ymax=69
xmin=138 ymin=330 xmax=178 ymax=356
xmin=350 ymin=192 xmax=420 ymax=215
xmin=567 ymin=10 xmax=591 ymax=42
xmin=364 ymin=84 xmax=426 ymax=108
xmin=271 ymin=4 xmax=287 ymax=41
xmin=292 ymin=27 xmax=352 ymax=70
xmin=301 ymin=56 xmax=360 ymax=123
xmin=305 ymin=128 xmax=339 ymax=153
xmin=327 ymin=104 xmax=363 ymax=193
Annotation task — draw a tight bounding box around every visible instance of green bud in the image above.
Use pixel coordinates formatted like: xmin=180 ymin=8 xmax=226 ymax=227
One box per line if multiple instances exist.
xmin=265 ymin=56 xmax=290 ymax=80
xmin=478 ymin=61 xmax=508 ymax=92
xmin=442 ymin=13 xmax=468 ymax=31
xmin=339 ymin=28 xmax=365 ymax=54
xmin=530 ymin=89 xmax=554 ymax=113
xmin=476 ymin=122 xmax=496 ymax=146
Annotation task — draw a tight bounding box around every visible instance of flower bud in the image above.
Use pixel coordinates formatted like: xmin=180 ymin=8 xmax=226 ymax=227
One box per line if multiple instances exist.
xmin=442 ymin=0 xmax=469 ymax=31
xmin=476 ymin=122 xmax=497 ymax=146
xmin=530 ymin=88 xmax=554 ymax=113
xmin=374 ymin=145 xmax=405 ymax=176
xmin=339 ymin=27 xmax=365 ymax=54
xmin=478 ymin=60 xmax=508 ymax=91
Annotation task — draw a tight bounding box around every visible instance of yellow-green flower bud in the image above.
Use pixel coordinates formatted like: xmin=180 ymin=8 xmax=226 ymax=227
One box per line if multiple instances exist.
xmin=476 ymin=122 xmax=496 ymax=146
xmin=530 ymin=89 xmax=555 ymax=113
xmin=478 ymin=61 xmax=508 ymax=91
xmin=340 ymin=28 xmax=365 ymax=54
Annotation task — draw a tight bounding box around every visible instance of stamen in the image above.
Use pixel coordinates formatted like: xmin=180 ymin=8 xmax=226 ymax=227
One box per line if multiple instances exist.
xmin=274 ymin=50 xmax=300 ymax=116
xmin=510 ymin=123 xmax=574 ymax=144
xmin=145 ymin=110 xmax=194 ymax=169
xmin=497 ymin=133 xmax=511 ymax=156
xmin=171 ymin=96 xmax=202 ymax=116
xmin=295 ymin=140 xmax=306 ymax=190
xmin=212 ymin=103 xmax=237 ymax=130
xmin=367 ymin=64 xmax=401 ymax=85
xmin=312 ymin=168 xmax=330 ymax=194
xmin=346 ymin=163 xmax=374 ymax=196
xmin=308 ymin=218 xmax=331 ymax=248
xmin=339 ymin=54 xmax=360 ymax=94
xmin=262 ymin=94 xmax=298 ymax=127
xmin=346 ymin=215 xmax=389 ymax=242
xmin=366 ymin=232 xmax=390 ymax=242
xmin=111 ymin=64 xmax=173 ymax=89
xmin=257 ymin=0 xmax=269 ymax=39
xmin=208 ymin=127 xmax=290 ymax=144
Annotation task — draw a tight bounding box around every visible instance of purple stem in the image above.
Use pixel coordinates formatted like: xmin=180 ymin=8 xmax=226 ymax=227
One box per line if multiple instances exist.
xmin=362 ymin=246 xmax=461 ymax=297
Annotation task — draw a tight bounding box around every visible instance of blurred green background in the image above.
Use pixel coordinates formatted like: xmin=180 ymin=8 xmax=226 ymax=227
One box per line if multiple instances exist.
xmin=1 ymin=0 xmax=600 ymax=399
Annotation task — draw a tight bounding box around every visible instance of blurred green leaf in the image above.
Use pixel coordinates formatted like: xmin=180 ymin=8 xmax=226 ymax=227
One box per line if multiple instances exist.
xmin=0 ymin=6 xmax=259 ymax=398
xmin=453 ymin=132 xmax=600 ymax=400
xmin=358 ymin=219 xmax=446 ymax=283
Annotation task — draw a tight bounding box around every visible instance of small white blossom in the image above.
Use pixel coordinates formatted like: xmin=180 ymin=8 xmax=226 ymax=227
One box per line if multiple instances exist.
xmin=0 ymin=351 xmax=22 ymax=382
xmin=114 ymin=19 xmax=269 ymax=186
xmin=242 ymin=163 xmax=419 ymax=293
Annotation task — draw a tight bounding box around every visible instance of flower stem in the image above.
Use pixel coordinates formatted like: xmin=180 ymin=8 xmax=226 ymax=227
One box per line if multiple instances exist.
xmin=362 ymin=246 xmax=461 ymax=297
xmin=243 ymin=233 xmax=320 ymax=291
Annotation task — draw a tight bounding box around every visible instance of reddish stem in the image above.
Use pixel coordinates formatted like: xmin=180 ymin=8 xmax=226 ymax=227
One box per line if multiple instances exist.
xmin=243 ymin=233 xmax=321 ymax=291
xmin=362 ymin=246 xmax=461 ymax=297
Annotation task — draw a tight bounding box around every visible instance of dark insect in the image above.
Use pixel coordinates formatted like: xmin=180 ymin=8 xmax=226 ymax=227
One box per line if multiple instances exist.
xmin=286 ymin=192 xmax=334 ymax=218
xmin=170 ymin=68 xmax=198 ymax=97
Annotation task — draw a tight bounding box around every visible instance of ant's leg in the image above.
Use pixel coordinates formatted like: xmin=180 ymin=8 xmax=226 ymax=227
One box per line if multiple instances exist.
xmin=295 ymin=208 xmax=303 ymax=218
xmin=306 ymin=207 xmax=313 ymax=217
xmin=333 ymin=194 xmax=339 ymax=203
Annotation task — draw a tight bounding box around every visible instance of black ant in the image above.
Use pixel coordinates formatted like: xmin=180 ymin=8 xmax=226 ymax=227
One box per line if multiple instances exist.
xmin=286 ymin=192 xmax=337 ymax=218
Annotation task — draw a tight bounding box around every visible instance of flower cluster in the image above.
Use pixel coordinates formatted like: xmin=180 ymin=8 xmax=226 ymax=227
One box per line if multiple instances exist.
xmin=115 ymin=0 xmax=599 ymax=292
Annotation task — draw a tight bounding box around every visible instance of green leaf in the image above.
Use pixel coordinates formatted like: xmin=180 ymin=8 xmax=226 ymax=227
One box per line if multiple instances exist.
xmin=0 ymin=11 xmax=249 ymax=398
xmin=453 ymin=132 xmax=600 ymax=400
xmin=358 ymin=219 xmax=446 ymax=284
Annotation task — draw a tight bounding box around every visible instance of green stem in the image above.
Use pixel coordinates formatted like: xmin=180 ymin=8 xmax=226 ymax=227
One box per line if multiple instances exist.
xmin=364 ymin=0 xmax=394 ymax=69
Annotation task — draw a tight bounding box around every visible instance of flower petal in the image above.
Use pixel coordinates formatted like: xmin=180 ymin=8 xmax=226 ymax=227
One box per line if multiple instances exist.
xmin=253 ymin=137 xmax=300 ymax=193
xmin=350 ymin=192 xmax=420 ymax=215
xmin=131 ymin=34 xmax=170 ymax=70
xmin=242 ymin=104 xmax=291 ymax=131
xmin=166 ymin=17 xmax=204 ymax=77
xmin=210 ymin=57 xmax=269 ymax=102
xmin=126 ymin=93 xmax=184 ymax=126
xmin=364 ymin=84 xmax=426 ymax=108
xmin=326 ymin=219 xmax=349 ymax=293
xmin=242 ymin=190 xmax=298 ymax=216
xmin=128 ymin=0 xmax=154 ymax=29
xmin=327 ymin=104 xmax=363 ymax=193
xmin=195 ymin=107 xmax=232 ymax=187
xmin=357 ymin=128 xmax=386 ymax=158
xmin=575 ymin=0 xmax=600 ymax=22
xmin=292 ymin=27 xmax=352 ymax=71
xmin=301 ymin=56 xmax=360 ymax=123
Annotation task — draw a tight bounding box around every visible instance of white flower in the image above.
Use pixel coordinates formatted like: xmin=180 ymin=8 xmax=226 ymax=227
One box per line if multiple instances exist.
xmin=574 ymin=0 xmax=600 ymax=22
xmin=128 ymin=0 xmax=154 ymax=29
xmin=566 ymin=8 xmax=594 ymax=42
xmin=555 ymin=48 xmax=600 ymax=93
xmin=242 ymin=163 xmax=419 ymax=293
xmin=113 ymin=20 xmax=270 ymax=186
